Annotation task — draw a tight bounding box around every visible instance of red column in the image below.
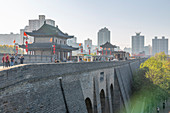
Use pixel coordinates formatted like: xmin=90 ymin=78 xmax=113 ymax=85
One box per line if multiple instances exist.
xmin=89 ymin=49 xmax=90 ymax=55
xmin=110 ymin=51 xmax=111 ymax=55
xmin=106 ymin=51 xmax=107 ymax=55
xmin=102 ymin=50 xmax=103 ymax=55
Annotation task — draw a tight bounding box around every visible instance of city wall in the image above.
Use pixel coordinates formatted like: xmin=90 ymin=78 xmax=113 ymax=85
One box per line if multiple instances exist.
xmin=0 ymin=59 xmax=147 ymax=113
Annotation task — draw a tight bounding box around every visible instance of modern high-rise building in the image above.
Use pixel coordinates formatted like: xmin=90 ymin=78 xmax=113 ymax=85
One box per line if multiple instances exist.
xmin=132 ymin=32 xmax=144 ymax=55
xmin=152 ymin=36 xmax=168 ymax=55
xmin=98 ymin=27 xmax=110 ymax=49
xmin=20 ymin=15 xmax=55 ymax=44
xmin=84 ymin=38 xmax=92 ymax=53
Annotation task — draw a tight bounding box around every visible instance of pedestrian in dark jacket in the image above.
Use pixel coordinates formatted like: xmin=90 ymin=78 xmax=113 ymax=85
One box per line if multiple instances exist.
xmin=6 ymin=54 xmax=10 ymax=67
xmin=19 ymin=56 xmax=24 ymax=64
xmin=10 ymin=54 xmax=15 ymax=66
xmin=2 ymin=54 xmax=6 ymax=68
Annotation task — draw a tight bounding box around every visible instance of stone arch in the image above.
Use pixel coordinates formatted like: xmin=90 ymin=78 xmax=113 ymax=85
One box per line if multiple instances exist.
xmin=85 ymin=98 xmax=93 ymax=113
xmin=110 ymin=84 xmax=114 ymax=113
xmin=100 ymin=89 xmax=106 ymax=113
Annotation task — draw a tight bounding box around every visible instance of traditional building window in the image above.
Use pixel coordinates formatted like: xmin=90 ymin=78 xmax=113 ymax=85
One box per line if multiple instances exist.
xmin=56 ymin=39 xmax=57 ymax=43
xmin=60 ymin=40 xmax=62 ymax=44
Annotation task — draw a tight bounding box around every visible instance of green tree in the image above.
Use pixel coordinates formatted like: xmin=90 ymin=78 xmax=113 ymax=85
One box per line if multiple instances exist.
xmin=140 ymin=53 xmax=169 ymax=90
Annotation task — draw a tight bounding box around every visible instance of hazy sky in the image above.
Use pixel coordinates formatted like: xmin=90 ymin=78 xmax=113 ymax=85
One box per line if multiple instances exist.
xmin=0 ymin=0 xmax=170 ymax=49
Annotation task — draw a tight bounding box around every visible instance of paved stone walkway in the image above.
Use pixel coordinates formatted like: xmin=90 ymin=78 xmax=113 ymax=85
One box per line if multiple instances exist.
xmin=159 ymin=99 xmax=170 ymax=113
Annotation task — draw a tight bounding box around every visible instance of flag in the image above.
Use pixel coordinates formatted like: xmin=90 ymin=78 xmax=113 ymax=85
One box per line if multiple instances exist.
xmin=13 ymin=40 xmax=15 ymax=43
xmin=50 ymin=38 xmax=53 ymax=42
xmin=24 ymin=32 xmax=28 ymax=37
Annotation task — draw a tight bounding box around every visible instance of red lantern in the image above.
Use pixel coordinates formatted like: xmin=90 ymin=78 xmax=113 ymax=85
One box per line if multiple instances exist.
xmin=25 ymin=45 xmax=28 ymax=48
xmin=26 ymin=48 xmax=28 ymax=52
xmin=97 ymin=49 xmax=99 ymax=55
xmin=81 ymin=48 xmax=83 ymax=53
xmin=53 ymin=45 xmax=55 ymax=54
xmin=16 ymin=46 xmax=18 ymax=53
xmin=25 ymin=41 xmax=28 ymax=45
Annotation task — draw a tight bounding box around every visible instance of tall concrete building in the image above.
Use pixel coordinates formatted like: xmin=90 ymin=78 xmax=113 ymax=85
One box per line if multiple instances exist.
xmin=152 ymin=36 xmax=168 ymax=55
xmin=98 ymin=27 xmax=110 ymax=49
xmin=20 ymin=15 xmax=55 ymax=44
xmin=132 ymin=32 xmax=144 ymax=55
xmin=84 ymin=38 xmax=92 ymax=53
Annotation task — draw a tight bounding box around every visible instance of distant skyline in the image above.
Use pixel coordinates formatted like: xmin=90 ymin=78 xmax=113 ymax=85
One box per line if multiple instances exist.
xmin=0 ymin=0 xmax=170 ymax=49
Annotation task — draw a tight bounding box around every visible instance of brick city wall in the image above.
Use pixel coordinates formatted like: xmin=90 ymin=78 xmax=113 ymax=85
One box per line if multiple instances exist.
xmin=0 ymin=58 xmax=147 ymax=113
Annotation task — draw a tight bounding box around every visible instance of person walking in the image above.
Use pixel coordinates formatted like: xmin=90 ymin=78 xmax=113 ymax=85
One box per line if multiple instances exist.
xmin=6 ymin=54 xmax=10 ymax=67
xmin=19 ymin=56 xmax=24 ymax=64
xmin=10 ymin=54 xmax=15 ymax=66
xmin=14 ymin=53 xmax=19 ymax=65
xmin=163 ymin=102 xmax=165 ymax=109
xmin=157 ymin=106 xmax=160 ymax=113
xmin=2 ymin=54 xmax=6 ymax=68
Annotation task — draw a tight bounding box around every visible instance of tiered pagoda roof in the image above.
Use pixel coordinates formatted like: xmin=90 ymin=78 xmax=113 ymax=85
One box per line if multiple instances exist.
xmin=26 ymin=22 xmax=74 ymax=39
xmin=100 ymin=42 xmax=117 ymax=48
xmin=19 ymin=43 xmax=78 ymax=51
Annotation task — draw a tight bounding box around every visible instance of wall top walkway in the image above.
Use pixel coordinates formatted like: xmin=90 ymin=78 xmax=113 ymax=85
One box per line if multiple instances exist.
xmin=0 ymin=58 xmax=147 ymax=74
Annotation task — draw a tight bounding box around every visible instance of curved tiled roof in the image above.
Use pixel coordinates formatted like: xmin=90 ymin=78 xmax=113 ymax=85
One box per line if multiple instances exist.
xmin=100 ymin=42 xmax=117 ymax=48
xmin=26 ymin=23 xmax=74 ymax=39
xmin=19 ymin=43 xmax=78 ymax=51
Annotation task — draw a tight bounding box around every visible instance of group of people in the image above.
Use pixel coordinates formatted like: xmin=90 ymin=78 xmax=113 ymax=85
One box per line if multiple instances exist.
xmin=156 ymin=101 xmax=166 ymax=113
xmin=2 ymin=53 xmax=24 ymax=68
